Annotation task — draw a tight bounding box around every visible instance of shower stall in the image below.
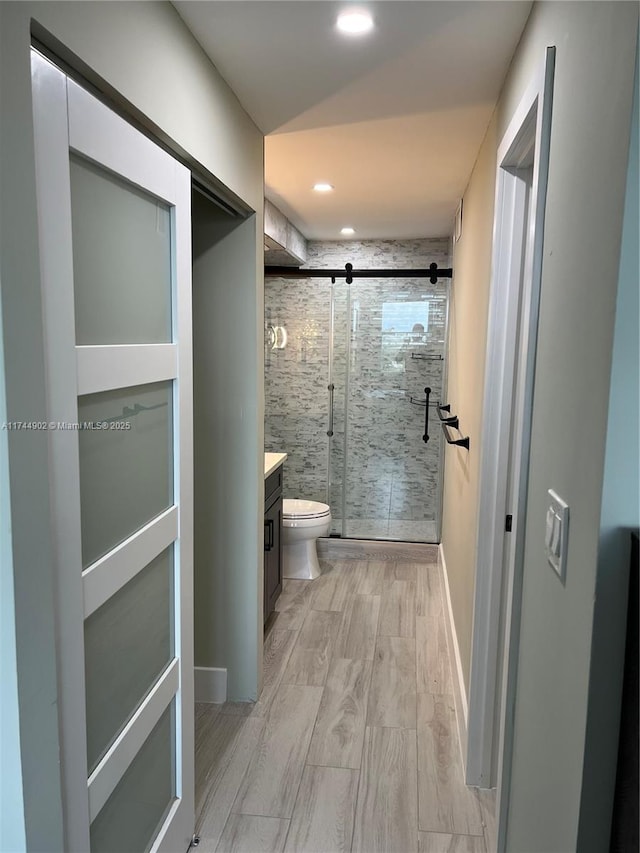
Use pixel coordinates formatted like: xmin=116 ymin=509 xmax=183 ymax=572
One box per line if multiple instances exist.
xmin=264 ymin=239 xmax=451 ymax=543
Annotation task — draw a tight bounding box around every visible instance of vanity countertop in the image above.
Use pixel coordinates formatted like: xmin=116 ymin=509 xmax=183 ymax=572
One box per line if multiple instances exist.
xmin=264 ymin=452 xmax=287 ymax=478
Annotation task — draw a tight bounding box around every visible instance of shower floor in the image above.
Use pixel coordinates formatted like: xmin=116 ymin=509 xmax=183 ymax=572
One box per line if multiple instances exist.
xmin=331 ymin=518 xmax=438 ymax=543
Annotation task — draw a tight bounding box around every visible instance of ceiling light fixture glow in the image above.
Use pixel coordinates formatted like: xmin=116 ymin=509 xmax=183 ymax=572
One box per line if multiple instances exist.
xmin=313 ymin=183 xmax=334 ymax=192
xmin=336 ymin=9 xmax=374 ymax=35
xmin=341 ymin=227 xmax=355 ymax=236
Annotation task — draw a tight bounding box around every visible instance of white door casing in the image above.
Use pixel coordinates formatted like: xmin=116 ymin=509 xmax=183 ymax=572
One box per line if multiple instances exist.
xmin=31 ymin=50 xmax=194 ymax=853
xmin=466 ymin=45 xmax=555 ymax=809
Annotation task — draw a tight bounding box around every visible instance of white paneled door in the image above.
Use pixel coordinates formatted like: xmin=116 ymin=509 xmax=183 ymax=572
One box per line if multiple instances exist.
xmin=31 ymin=51 xmax=194 ymax=852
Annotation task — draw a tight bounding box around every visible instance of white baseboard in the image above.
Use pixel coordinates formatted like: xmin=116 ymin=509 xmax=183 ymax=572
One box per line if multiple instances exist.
xmin=194 ymin=666 xmax=227 ymax=703
xmin=438 ymin=544 xmax=469 ymax=767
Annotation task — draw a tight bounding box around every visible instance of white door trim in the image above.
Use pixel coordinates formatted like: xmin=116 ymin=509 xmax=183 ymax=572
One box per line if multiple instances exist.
xmin=88 ymin=659 xmax=180 ymax=821
xmin=32 ymin=51 xmax=90 ymax=853
xmin=466 ymin=47 xmax=555 ymax=797
xmin=67 ymin=78 xmax=181 ymax=205
xmin=76 ymin=344 xmax=178 ymax=395
xmin=83 ymin=506 xmax=179 ymax=618
xmin=168 ymin=116 xmax=195 ymax=853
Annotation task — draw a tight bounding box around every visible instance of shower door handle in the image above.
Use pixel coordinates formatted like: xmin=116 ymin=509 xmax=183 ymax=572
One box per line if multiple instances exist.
xmin=327 ymin=383 xmax=334 ymax=437
xmin=423 ymin=387 xmax=431 ymax=444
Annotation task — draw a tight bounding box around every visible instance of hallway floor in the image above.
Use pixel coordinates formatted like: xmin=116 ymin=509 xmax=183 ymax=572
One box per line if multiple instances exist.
xmin=194 ymin=548 xmax=495 ymax=852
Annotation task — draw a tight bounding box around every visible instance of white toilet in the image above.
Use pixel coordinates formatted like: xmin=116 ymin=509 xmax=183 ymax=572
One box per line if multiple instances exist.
xmin=282 ymin=499 xmax=332 ymax=580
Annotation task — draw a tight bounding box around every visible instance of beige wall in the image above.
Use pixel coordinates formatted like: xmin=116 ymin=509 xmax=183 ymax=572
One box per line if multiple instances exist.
xmin=442 ymin=2 xmax=637 ymax=850
xmin=441 ymin=114 xmax=497 ymax=693
xmin=0 ymin=3 xmax=263 ymax=847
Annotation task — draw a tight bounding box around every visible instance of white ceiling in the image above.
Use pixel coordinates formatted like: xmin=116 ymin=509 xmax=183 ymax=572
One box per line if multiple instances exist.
xmin=174 ymin=1 xmax=532 ymax=240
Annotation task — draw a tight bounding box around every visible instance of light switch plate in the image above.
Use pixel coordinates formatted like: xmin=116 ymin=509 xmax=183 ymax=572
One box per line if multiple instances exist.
xmin=546 ymin=489 xmax=569 ymax=582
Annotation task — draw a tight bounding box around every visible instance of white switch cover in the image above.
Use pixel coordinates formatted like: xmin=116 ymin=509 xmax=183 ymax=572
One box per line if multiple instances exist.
xmin=546 ymin=489 xmax=569 ymax=582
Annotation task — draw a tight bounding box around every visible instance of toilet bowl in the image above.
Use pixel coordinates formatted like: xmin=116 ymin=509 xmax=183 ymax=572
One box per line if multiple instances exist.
xmin=282 ymin=499 xmax=331 ymax=580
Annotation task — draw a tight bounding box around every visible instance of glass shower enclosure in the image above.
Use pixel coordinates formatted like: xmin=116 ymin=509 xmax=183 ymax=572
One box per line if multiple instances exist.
xmin=265 ymin=258 xmax=449 ymax=543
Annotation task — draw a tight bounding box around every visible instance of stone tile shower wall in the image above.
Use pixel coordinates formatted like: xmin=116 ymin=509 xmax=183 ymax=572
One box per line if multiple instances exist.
xmin=264 ymin=278 xmax=331 ymax=507
xmin=265 ymin=238 xmax=451 ymax=541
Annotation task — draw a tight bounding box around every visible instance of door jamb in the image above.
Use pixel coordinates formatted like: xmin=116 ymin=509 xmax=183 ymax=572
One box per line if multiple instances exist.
xmin=465 ymin=47 xmax=555 ymax=822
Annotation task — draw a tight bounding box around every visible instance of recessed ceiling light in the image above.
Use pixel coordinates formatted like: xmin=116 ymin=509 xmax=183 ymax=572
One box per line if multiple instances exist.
xmin=336 ymin=9 xmax=374 ymax=36
xmin=341 ymin=227 xmax=355 ymax=236
xmin=313 ymin=183 xmax=334 ymax=192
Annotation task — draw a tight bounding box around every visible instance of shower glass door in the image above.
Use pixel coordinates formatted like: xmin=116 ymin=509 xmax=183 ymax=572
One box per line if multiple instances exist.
xmin=264 ymin=244 xmax=449 ymax=544
xmin=336 ymin=278 xmax=447 ymax=542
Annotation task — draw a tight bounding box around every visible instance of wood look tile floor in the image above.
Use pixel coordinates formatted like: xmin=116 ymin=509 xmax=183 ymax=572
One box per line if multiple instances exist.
xmin=195 ymin=552 xmax=496 ymax=853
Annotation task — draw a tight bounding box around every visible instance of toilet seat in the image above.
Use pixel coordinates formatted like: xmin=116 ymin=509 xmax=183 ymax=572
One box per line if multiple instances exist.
xmin=283 ymin=499 xmax=331 ymax=520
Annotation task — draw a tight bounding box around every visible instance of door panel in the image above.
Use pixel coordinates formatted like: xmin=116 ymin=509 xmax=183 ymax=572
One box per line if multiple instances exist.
xmin=69 ymin=154 xmax=173 ymax=345
xmin=89 ymin=703 xmax=175 ymax=853
xmin=31 ymin=50 xmax=193 ymax=853
xmin=84 ymin=546 xmax=174 ymax=772
xmin=77 ymin=381 xmax=174 ymax=567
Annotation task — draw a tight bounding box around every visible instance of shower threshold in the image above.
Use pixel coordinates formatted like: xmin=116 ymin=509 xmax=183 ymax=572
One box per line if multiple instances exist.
xmin=331 ymin=518 xmax=439 ymax=544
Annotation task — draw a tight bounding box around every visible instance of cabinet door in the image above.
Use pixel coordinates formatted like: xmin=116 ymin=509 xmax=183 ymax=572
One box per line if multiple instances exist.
xmin=264 ymin=496 xmax=282 ymax=620
xmin=263 ymin=516 xmax=270 ymax=623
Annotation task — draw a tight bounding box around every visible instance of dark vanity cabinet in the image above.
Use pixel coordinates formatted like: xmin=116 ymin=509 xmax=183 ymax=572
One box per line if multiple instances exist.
xmin=264 ymin=466 xmax=283 ymax=623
